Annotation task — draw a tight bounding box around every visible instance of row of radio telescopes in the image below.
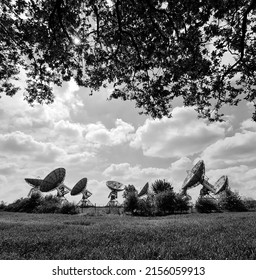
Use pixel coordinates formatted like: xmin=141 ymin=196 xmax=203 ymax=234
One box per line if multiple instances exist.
xmin=24 ymin=160 xmax=229 ymax=207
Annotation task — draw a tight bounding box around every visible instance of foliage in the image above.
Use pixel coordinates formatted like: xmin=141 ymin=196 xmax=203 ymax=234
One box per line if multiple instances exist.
xmin=123 ymin=184 xmax=137 ymax=199
xmin=195 ymin=197 xmax=220 ymax=213
xmin=136 ymin=195 xmax=156 ymax=216
xmin=242 ymin=198 xmax=256 ymax=211
xmin=174 ymin=194 xmax=191 ymax=213
xmin=1 ymin=0 xmax=256 ymax=120
xmin=152 ymin=179 xmax=173 ymax=194
xmin=57 ymin=202 xmax=79 ymax=214
xmin=219 ymin=189 xmax=248 ymax=212
xmin=123 ymin=191 xmax=139 ymax=214
xmin=4 ymin=193 xmax=42 ymax=213
xmin=123 ymin=179 xmax=190 ymax=216
xmin=36 ymin=194 xmax=61 ymax=213
xmin=3 ymin=194 xmax=78 ymax=214
xmin=155 ymin=189 xmax=176 ymax=214
xmin=0 ymin=201 xmax=6 ymax=210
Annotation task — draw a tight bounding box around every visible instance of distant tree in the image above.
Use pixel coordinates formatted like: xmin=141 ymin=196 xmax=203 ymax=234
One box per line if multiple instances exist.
xmin=152 ymin=179 xmax=173 ymax=194
xmin=174 ymin=194 xmax=191 ymax=213
xmin=219 ymin=189 xmax=248 ymax=212
xmin=57 ymin=202 xmax=79 ymax=214
xmin=123 ymin=191 xmax=139 ymax=214
xmin=242 ymin=197 xmax=256 ymax=211
xmin=1 ymin=1 xmax=256 ymax=120
xmin=195 ymin=197 xmax=220 ymax=213
xmin=0 ymin=201 xmax=6 ymax=210
xmin=3 ymin=193 xmax=79 ymax=214
xmin=36 ymin=194 xmax=61 ymax=213
xmin=123 ymin=184 xmax=137 ymax=199
xmin=136 ymin=195 xmax=155 ymax=216
xmin=155 ymin=189 xmax=176 ymax=214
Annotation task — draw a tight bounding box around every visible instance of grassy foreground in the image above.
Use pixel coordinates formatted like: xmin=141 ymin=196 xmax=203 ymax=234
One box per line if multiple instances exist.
xmin=0 ymin=211 xmax=255 ymax=259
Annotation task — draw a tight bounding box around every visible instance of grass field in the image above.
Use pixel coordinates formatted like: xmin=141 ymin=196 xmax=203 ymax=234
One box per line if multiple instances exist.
xmin=0 ymin=211 xmax=255 ymax=259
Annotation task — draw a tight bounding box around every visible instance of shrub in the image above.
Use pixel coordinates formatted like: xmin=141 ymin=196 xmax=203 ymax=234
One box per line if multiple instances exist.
xmin=152 ymin=179 xmax=173 ymax=194
xmin=155 ymin=190 xmax=176 ymax=214
xmin=195 ymin=197 xmax=220 ymax=213
xmin=35 ymin=194 xmax=62 ymax=213
xmin=124 ymin=191 xmax=139 ymax=214
xmin=0 ymin=201 xmax=6 ymax=210
xmin=219 ymin=189 xmax=247 ymax=212
xmin=136 ymin=196 xmax=155 ymax=216
xmin=174 ymin=194 xmax=191 ymax=213
xmin=58 ymin=202 xmax=79 ymax=214
xmin=243 ymin=198 xmax=256 ymax=211
xmin=123 ymin=184 xmax=137 ymax=199
xmin=4 ymin=194 xmax=79 ymax=214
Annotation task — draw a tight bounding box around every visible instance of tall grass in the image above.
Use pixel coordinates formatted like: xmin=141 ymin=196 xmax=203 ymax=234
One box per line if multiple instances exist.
xmin=0 ymin=211 xmax=256 ymax=259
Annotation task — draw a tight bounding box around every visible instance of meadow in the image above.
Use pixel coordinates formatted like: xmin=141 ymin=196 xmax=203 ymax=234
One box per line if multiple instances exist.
xmin=0 ymin=211 xmax=255 ymax=259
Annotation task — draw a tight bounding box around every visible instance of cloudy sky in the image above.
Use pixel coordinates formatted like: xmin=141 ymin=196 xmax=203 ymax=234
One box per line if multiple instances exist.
xmin=0 ymin=75 xmax=256 ymax=206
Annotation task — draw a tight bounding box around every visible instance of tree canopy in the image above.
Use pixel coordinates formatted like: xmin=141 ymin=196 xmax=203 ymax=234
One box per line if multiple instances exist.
xmin=1 ymin=0 xmax=256 ymax=120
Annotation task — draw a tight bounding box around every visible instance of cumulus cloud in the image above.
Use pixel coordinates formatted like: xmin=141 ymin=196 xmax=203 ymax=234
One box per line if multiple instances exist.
xmin=0 ymin=131 xmax=65 ymax=162
xmin=0 ymin=175 xmax=7 ymax=184
xmin=85 ymin=119 xmax=135 ymax=146
xmin=64 ymin=151 xmax=95 ymax=164
xmin=200 ymin=131 xmax=256 ymax=169
xmin=130 ymin=106 xmax=226 ymax=158
xmin=103 ymin=162 xmax=171 ymax=181
xmin=103 ymin=158 xmax=193 ymax=192
xmin=206 ymin=165 xmax=256 ymax=199
xmin=0 ymin=163 xmax=19 ymax=175
xmin=240 ymin=119 xmax=256 ymax=132
xmin=54 ymin=120 xmax=86 ymax=138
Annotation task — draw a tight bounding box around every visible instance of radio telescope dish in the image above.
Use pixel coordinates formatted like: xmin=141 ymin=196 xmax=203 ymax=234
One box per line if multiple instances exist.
xmin=181 ymin=160 xmax=205 ymax=191
xmin=106 ymin=180 xmax=124 ymax=206
xmin=106 ymin=180 xmax=124 ymax=191
xmin=71 ymin=178 xmax=93 ymax=207
xmin=138 ymin=182 xmax=149 ymax=197
xmin=71 ymin=178 xmax=87 ymax=196
xmin=24 ymin=178 xmax=42 ymax=197
xmin=214 ymin=175 xmax=229 ymax=194
xmin=25 ymin=178 xmax=42 ymax=188
xmin=40 ymin=168 xmax=66 ymax=192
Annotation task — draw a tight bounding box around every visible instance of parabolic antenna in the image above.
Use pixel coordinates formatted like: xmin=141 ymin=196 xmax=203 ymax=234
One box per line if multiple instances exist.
xmin=25 ymin=178 xmax=43 ymax=188
xmin=106 ymin=180 xmax=124 ymax=207
xmin=24 ymin=178 xmax=43 ymax=197
xmin=214 ymin=175 xmax=229 ymax=195
xmin=106 ymin=180 xmax=124 ymax=191
xmin=71 ymin=178 xmax=88 ymax=196
xmin=138 ymin=182 xmax=149 ymax=197
xmin=71 ymin=178 xmax=93 ymax=207
xmin=181 ymin=160 xmax=205 ymax=190
xmin=40 ymin=168 xmax=66 ymax=192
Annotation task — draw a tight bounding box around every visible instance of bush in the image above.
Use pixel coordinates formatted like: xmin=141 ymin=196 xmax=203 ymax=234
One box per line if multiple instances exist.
xmin=123 ymin=184 xmax=137 ymax=199
xmin=195 ymin=197 xmax=220 ymax=213
xmin=0 ymin=201 xmax=6 ymax=210
xmin=58 ymin=202 xmax=79 ymax=214
xmin=124 ymin=191 xmax=139 ymax=214
xmin=243 ymin=198 xmax=256 ymax=211
xmin=155 ymin=190 xmax=176 ymax=214
xmin=174 ymin=194 xmax=191 ymax=213
xmin=4 ymin=194 xmax=79 ymax=214
xmin=219 ymin=189 xmax=247 ymax=212
xmin=152 ymin=179 xmax=173 ymax=194
xmin=136 ymin=196 xmax=155 ymax=216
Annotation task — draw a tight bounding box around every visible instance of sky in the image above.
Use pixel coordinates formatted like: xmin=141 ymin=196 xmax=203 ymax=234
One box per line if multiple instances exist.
xmin=0 ymin=76 xmax=256 ymax=206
